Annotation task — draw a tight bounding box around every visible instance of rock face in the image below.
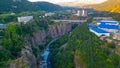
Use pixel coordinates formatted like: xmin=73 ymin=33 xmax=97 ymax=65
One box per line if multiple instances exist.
xmin=33 ymin=30 xmax=47 ymax=45
xmin=9 ymin=36 xmax=38 ymax=68
xmin=48 ymin=23 xmax=72 ymax=38
xmin=8 ymin=22 xmax=72 ymax=68
xmin=32 ymin=22 xmax=72 ymax=45
xmin=9 ymin=57 xmax=29 ymax=68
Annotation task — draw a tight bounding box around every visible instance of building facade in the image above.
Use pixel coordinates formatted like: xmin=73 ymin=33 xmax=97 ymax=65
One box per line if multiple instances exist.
xmin=18 ymin=16 xmax=33 ymax=23
xmin=112 ymin=32 xmax=120 ymax=40
xmin=76 ymin=10 xmax=88 ymax=17
xmin=45 ymin=12 xmax=55 ymax=16
xmin=93 ymin=17 xmax=113 ymax=21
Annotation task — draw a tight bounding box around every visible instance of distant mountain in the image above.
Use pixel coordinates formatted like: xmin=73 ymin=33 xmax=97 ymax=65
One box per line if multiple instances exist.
xmin=0 ymin=0 xmax=62 ymax=13
xmin=59 ymin=0 xmax=120 ymax=13
xmin=59 ymin=2 xmax=86 ymax=7
xmin=58 ymin=1 xmax=106 ymax=7
xmin=87 ymin=0 xmax=120 ymax=13
xmin=34 ymin=2 xmax=63 ymax=12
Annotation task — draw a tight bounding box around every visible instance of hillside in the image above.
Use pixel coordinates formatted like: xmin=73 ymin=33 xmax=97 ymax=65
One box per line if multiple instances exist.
xmin=0 ymin=0 xmax=62 ymax=13
xmin=88 ymin=0 xmax=120 ymax=13
xmin=0 ymin=0 xmax=40 ymax=13
xmin=50 ymin=24 xmax=120 ymax=68
xmin=34 ymin=2 xmax=63 ymax=12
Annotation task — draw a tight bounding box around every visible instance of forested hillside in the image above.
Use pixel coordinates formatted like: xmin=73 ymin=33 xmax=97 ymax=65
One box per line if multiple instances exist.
xmin=34 ymin=2 xmax=63 ymax=12
xmin=0 ymin=11 xmax=45 ymax=23
xmin=50 ymin=24 xmax=120 ymax=68
xmin=0 ymin=0 xmax=62 ymax=13
xmin=0 ymin=0 xmax=40 ymax=13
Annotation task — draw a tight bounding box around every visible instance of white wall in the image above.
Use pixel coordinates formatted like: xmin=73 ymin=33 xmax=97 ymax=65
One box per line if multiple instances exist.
xmin=18 ymin=16 xmax=33 ymax=23
xmin=90 ymin=29 xmax=110 ymax=37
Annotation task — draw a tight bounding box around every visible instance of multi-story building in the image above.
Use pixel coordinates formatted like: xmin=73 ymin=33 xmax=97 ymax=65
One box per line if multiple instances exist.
xmin=76 ymin=10 xmax=88 ymax=17
xmin=45 ymin=12 xmax=55 ymax=16
xmin=17 ymin=16 xmax=33 ymax=23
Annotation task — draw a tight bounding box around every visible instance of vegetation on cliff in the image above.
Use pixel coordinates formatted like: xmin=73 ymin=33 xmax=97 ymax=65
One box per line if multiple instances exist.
xmin=0 ymin=10 xmax=76 ymax=67
xmin=50 ymin=24 xmax=120 ymax=68
xmin=0 ymin=15 xmax=53 ymax=67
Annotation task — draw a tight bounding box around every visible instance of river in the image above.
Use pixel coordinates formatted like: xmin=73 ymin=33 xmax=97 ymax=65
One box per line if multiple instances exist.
xmin=39 ymin=39 xmax=58 ymax=68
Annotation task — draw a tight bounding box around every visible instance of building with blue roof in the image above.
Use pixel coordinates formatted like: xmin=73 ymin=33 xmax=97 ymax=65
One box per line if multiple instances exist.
xmin=98 ymin=24 xmax=119 ymax=29
xmin=0 ymin=24 xmax=7 ymax=29
xmin=89 ymin=27 xmax=110 ymax=37
xmin=97 ymin=20 xmax=120 ymax=33
xmin=98 ymin=20 xmax=119 ymax=25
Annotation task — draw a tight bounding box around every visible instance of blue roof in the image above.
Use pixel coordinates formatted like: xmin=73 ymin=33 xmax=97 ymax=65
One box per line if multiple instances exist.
xmin=98 ymin=24 xmax=119 ymax=29
xmin=90 ymin=27 xmax=109 ymax=33
xmin=89 ymin=24 xmax=96 ymax=27
xmin=98 ymin=20 xmax=119 ymax=25
xmin=0 ymin=24 xmax=6 ymax=29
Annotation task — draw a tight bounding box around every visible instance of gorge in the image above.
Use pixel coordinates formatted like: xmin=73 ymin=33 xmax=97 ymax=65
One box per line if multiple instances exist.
xmin=8 ymin=19 xmax=82 ymax=68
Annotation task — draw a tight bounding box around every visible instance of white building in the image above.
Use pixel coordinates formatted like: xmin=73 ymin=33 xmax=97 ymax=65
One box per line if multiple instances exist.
xmin=45 ymin=12 xmax=55 ymax=16
xmin=112 ymin=32 xmax=120 ymax=40
xmin=0 ymin=24 xmax=7 ymax=29
xmin=94 ymin=17 xmax=113 ymax=21
xmin=76 ymin=10 xmax=88 ymax=17
xmin=18 ymin=16 xmax=33 ymax=23
xmin=89 ymin=27 xmax=110 ymax=37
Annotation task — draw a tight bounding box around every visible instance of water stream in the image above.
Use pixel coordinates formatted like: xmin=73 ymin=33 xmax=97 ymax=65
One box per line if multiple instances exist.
xmin=39 ymin=39 xmax=58 ymax=68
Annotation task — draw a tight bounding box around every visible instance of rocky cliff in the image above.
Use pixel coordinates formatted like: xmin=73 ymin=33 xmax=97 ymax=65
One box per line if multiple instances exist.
xmin=48 ymin=22 xmax=71 ymax=38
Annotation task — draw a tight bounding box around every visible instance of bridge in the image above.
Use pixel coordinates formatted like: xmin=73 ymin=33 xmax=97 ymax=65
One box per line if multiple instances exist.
xmin=52 ymin=20 xmax=87 ymax=24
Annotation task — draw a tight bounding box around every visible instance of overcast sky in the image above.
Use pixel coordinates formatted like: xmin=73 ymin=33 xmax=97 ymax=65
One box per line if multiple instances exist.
xmin=28 ymin=0 xmax=107 ymax=4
